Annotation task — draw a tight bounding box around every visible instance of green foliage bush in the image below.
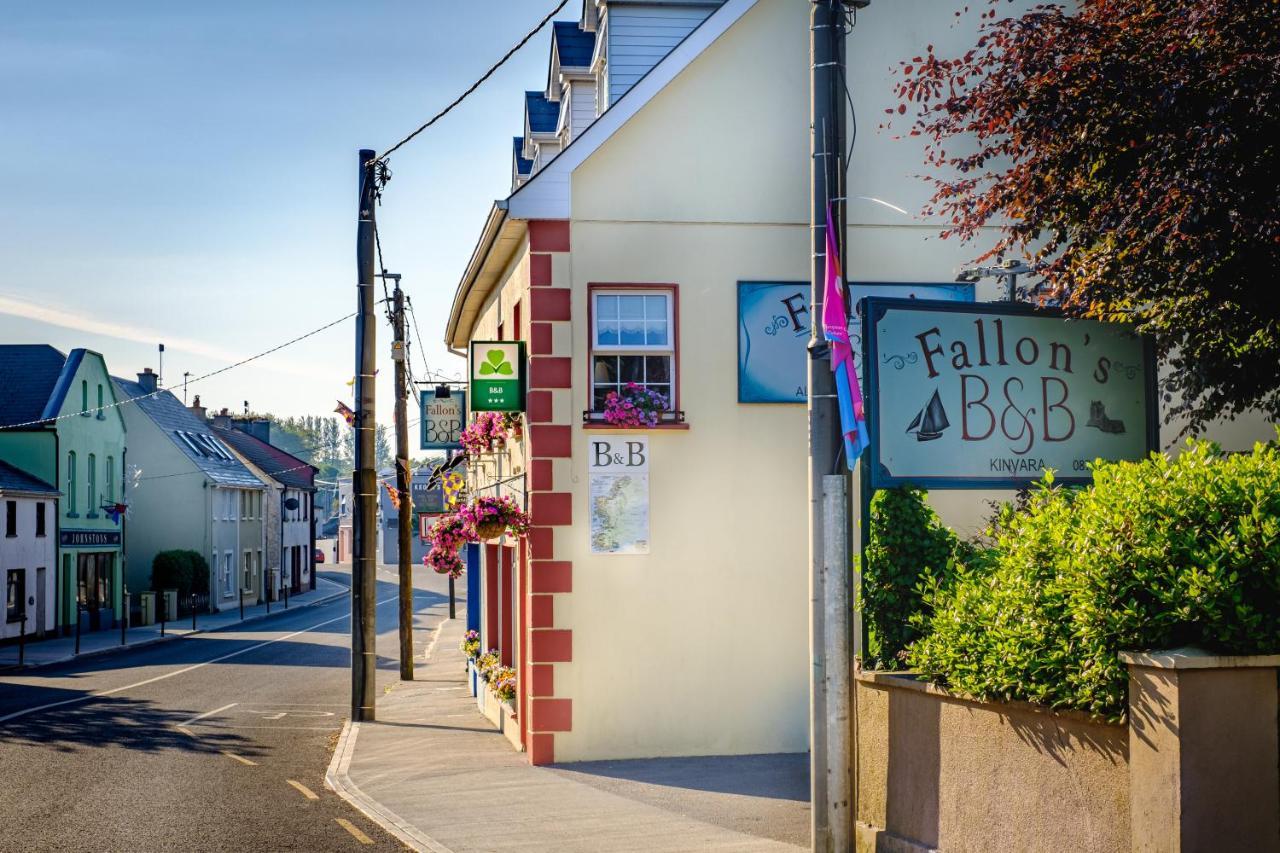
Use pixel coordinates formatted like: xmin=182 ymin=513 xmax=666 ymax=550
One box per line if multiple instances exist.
xmin=908 ymin=440 xmax=1280 ymax=720
xmin=862 ymin=486 xmax=967 ymax=670
xmin=151 ymin=550 xmax=211 ymax=599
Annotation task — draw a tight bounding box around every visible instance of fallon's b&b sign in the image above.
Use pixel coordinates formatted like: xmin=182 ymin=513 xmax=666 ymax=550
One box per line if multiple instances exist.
xmin=864 ymin=298 xmax=1157 ymax=488
xmin=420 ymin=389 xmax=466 ymax=451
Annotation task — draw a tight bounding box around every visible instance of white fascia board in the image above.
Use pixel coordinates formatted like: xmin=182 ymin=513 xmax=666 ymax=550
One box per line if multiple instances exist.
xmin=507 ymin=0 xmax=758 ymax=222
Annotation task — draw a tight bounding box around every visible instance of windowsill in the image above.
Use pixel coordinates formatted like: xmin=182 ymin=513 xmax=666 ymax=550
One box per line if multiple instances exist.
xmin=4 ymin=534 xmax=16 ymax=539
xmin=66 ymin=512 xmax=79 ymax=519
xmin=96 ymin=414 xmax=106 ymax=421
xmin=582 ymin=422 xmax=690 ymax=431
xmin=86 ymin=513 xmax=99 ymax=519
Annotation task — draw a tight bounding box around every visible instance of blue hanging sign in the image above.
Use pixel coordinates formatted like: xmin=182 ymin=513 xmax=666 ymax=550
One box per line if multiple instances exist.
xmin=736 ymin=281 xmax=974 ymax=403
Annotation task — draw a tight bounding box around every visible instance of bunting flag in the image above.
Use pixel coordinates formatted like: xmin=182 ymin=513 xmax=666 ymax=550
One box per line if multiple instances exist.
xmin=334 ymin=400 xmax=356 ymax=427
xmin=383 ymin=480 xmax=401 ymax=510
xmin=822 ymin=202 xmax=870 ymax=468
xmin=103 ymin=503 xmax=128 ymax=525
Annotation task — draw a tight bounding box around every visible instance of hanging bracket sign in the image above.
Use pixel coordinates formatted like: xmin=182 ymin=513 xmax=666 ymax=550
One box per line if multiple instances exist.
xmin=469 ymin=341 xmax=526 ymax=412
xmin=863 ymin=298 xmax=1157 ymax=489
xmin=420 ymin=389 xmax=467 ymax=450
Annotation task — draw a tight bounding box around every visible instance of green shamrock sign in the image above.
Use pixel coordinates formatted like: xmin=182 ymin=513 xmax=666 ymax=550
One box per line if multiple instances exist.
xmin=479 ymin=349 xmax=514 ymax=376
xmin=469 ymin=341 xmax=526 ymax=412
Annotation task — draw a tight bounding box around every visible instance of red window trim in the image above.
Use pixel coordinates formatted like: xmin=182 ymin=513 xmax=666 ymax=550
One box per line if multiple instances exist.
xmin=586 ymin=282 xmax=681 ymax=417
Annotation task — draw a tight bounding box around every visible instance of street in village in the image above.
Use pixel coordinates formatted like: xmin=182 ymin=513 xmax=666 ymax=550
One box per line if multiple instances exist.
xmin=0 ymin=554 xmax=426 ymax=851
xmin=3 ymin=1 xmax=1280 ymax=851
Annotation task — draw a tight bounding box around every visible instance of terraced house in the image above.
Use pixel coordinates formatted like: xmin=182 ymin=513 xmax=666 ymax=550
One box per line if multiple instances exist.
xmin=0 ymin=345 xmax=127 ymax=636
xmin=112 ymin=372 xmax=267 ymax=613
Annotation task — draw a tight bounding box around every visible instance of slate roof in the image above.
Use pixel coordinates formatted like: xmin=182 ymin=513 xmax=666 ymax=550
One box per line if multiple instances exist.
xmin=553 ymin=21 xmax=596 ymax=68
xmin=525 ymin=91 xmax=559 ymax=134
xmin=212 ymin=423 xmax=316 ymax=491
xmin=513 ymin=136 xmax=533 ymax=175
xmin=112 ymin=377 xmax=265 ymax=488
xmin=0 ymin=345 xmax=68 ymax=428
xmin=0 ymin=459 xmax=58 ymax=494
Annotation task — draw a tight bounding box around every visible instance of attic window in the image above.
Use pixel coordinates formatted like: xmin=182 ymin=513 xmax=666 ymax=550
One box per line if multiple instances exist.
xmin=175 ymin=431 xmax=205 ymax=457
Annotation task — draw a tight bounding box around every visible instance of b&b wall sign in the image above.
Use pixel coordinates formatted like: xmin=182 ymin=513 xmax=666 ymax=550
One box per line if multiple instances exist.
xmin=469 ymin=341 xmax=526 ymax=412
xmin=420 ymin=389 xmax=466 ymax=450
xmin=863 ymin=298 xmax=1157 ymax=488
xmin=736 ymin=281 xmax=973 ymax=403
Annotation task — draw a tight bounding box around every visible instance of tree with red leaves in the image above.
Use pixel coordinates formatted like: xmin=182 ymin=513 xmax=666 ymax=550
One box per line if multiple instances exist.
xmin=890 ymin=0 xmax=1280 ymax=434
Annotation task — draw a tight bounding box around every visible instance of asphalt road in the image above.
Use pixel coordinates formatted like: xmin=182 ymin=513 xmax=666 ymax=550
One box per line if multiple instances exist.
xmin=0 ymin=559 xmax=452 ymax=853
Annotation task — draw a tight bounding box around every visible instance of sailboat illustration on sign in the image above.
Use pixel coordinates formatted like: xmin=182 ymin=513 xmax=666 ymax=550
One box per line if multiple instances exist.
xmin=906 ymin=390 xmax=950 ymax=442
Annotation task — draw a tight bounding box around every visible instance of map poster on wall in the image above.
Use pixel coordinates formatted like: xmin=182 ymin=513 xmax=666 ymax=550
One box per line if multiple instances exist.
xmin=588 ymin=436 xmax=650 ymax=555
xmin=864 ymin=297 xmax=1157 ymax=489
xmin=736 ymin=281 xmax=974 ymax=403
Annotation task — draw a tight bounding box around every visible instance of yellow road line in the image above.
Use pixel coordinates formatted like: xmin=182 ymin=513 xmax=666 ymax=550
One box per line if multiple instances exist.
xmin=287 ymin=779 xmax=319 ymax=800
xmin=221 ymin=750 xmax=258 ymax=766
xmin=334 ymin=818 xmax=374 ymax=845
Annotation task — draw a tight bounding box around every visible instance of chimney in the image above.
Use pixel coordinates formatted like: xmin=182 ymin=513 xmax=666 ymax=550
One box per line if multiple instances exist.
xmin=212 ymin=407 xmax=233 ymax=430
xmin=233 ymin=417 xmax=271 ymax=444
xmin=189 ymin=394 xmax=207 ymax=422
xmin=137 ymin=367 xmax=159 ymax=394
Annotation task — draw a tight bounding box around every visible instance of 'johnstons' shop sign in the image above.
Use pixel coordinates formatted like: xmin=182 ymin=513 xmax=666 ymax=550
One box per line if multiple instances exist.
xmin=864 ymin=298 xmax=1157 ymax=488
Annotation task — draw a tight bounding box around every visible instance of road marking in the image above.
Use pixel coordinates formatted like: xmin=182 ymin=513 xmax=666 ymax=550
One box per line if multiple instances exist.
xmin=176 ymin=726 xmax=195 ymax=736
xmin=177 ymin=702 xmax=238 ymax=728
xmin=221 ymin=750 xmax=258 ymax=766
xmin=287 ymin=779 xmax=320 ymax=800
xmin=335 ymin=818 xmax=374 ymax=845
xmin=265 ymin=712 xmax=286 ymax=720
xmin=0 ymin=593 xmax=398 ymax=725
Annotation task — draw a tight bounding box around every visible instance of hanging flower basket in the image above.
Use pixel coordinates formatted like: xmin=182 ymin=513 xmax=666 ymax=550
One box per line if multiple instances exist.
xmin=475 ymin=519 xmax=508 ymax=541
xmin=459 ymin=494 xmax=532 ymax=542
xmin=461 ymin=411 xmax=510 ymax=455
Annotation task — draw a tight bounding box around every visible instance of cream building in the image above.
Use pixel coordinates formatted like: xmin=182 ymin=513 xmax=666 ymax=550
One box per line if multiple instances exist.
xmin=444 ymin=0 xmax=1275 ymax=765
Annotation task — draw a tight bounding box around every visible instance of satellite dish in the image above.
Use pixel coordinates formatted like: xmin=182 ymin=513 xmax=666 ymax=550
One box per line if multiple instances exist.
xmin=284 ymin=497 xmax=300 ymax=511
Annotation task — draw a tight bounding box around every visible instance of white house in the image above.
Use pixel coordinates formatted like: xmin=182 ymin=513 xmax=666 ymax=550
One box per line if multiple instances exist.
xmin=212 ymin=415 xmax=317 ymax=597
xmin=0 ymin=461 xmax=58 ymax=640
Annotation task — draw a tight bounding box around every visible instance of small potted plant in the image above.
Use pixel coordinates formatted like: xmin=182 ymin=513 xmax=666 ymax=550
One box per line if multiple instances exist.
xmin=502 ymin=412 xmax=524 ymax=442
xmin=603 ymin=382 xmax=669 ymax=427
xmin=459 ymin=494 xmax=531 ymax=542
xmin=460 ymin=629 xmax=482 ymax=692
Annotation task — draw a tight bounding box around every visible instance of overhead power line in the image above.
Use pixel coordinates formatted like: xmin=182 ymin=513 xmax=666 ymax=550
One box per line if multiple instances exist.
xmin=374 ymin=0 xmax=570 ymax=164
xmin=0 ymin=311 xmax=357 ymax=432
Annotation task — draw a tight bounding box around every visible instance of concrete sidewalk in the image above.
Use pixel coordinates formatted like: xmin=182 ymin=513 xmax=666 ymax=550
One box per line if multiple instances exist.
xmin=0 ymin=576 xmax=347 ymax=671
xmin=328 ymin=614 xmax=810 ymax=853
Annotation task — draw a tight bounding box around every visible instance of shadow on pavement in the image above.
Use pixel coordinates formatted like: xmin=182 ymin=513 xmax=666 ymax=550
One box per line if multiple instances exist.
xmin=551 ymin=753 xmax=811 ymax=801
xmin=0 ymin=689 xmax=264 ymax=758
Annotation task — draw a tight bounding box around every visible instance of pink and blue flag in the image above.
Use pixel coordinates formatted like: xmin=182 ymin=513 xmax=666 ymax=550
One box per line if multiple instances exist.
xmin=821 ymin=203 xmax=870 ymax=468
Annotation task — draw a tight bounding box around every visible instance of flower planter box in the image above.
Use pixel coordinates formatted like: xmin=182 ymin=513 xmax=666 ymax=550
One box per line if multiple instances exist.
xmin=501 ymin=701 xmax=521 ymax=750
xmin=480 ymin=685 xmax=504 ymax=730
xmin=467 ymin=660 xmax=479 ymax=697
xmin=476 ymin=678 xmax=487 ymax=714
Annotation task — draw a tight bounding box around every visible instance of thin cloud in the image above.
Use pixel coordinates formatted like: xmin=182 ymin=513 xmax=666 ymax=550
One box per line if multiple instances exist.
xmin=0 ymin=292 xmax=330 ymax=380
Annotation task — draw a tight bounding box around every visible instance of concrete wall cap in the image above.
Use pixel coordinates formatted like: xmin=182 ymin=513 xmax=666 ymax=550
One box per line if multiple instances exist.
xmin=1118 ymin=646 xmax=1280 ymax=670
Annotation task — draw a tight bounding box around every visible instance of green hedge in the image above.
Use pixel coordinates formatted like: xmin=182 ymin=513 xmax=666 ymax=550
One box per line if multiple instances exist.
xmin=151 ymin=550 xmax=211 ymax=600
xmin=861 ymin=486 xmax=967 ymax=669
xmin=908 ymin=439 xmax=1280 ymax=720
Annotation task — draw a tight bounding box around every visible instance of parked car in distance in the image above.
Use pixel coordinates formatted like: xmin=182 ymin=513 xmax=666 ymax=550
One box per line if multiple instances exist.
xmin=314 ymin=548 xmax=325 ymax=564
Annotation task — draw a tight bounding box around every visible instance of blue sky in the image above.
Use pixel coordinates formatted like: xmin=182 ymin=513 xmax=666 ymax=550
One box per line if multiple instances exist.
xmin=0 ymin=1 xmax=564 ymax=426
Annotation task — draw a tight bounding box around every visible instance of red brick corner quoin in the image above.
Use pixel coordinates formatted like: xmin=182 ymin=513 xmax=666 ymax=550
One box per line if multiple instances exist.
xmin=525 ymin=218 xmax=573 ymax=765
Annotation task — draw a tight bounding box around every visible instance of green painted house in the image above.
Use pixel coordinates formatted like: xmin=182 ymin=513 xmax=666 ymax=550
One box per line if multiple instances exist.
xmin=0 ymin=346 xmax=128 ymax=634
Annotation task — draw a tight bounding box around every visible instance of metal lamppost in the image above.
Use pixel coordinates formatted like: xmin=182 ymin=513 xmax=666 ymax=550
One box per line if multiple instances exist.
xmin=955 ymin=258 xmax=1037 ymax=302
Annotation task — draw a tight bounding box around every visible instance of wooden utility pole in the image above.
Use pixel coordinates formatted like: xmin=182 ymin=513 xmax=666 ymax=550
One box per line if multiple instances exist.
xmin=810 ymin=2 xmax=855 ymax=850
xmin=352 ymin=149 xmax=378 ymax=722
xmin=392 ymin=281 xmax=414 ymax=680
